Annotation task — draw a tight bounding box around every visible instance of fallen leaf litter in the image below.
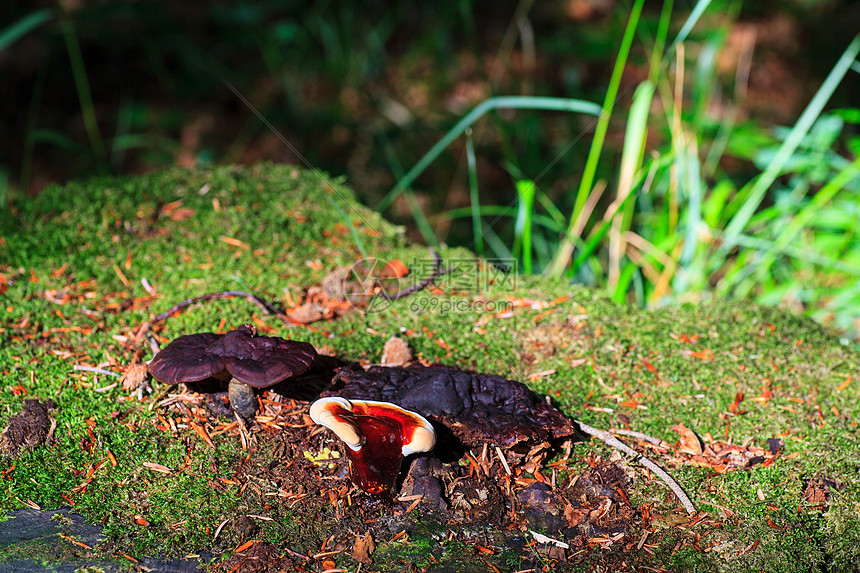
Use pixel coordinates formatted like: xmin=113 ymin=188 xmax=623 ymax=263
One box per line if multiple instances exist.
xmin=1 ymin=259 xmax=797 ymax=571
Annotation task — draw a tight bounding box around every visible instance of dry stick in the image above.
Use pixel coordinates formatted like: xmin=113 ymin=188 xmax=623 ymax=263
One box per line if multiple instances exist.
xmin=73 ymin=365 xmax=121 ymax=377
xmin=282 ymin=547 xmax=310 ymax=561
xmin=611 ymin=428 xmax=669 ymax=447
xmin=576 ymin=419 xmax=697 ymax=515
xmin=154 ymin=290 xmax=283 ymax=322
xmin=151 ymin=249 xmax=447 ymax=325
xmin=380 ymin=248 xmax=452 ymax=301
xmin=145 ymin=332 xmax=162 ymax=355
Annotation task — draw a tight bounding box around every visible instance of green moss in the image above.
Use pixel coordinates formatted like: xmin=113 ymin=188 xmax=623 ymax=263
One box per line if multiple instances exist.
xmin=1 ymin=164 xmax=859 ymax=570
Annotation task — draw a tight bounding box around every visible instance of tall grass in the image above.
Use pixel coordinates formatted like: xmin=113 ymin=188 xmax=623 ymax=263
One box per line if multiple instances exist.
xmin=382 ymin=0 xmax=860 ymax=338
xmin=0 ymin=9 xmax=52 ymax=53
xmin=548 ymin=0 xmax=647 ymax=278
xmin=60 ymin=12 xmax=107 ymax=172
xmin=375 ymin=96 xmax=602 ymax=245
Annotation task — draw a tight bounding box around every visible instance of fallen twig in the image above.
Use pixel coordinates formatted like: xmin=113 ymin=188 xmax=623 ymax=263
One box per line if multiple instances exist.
xmin=282 ymin=546 xmax=310 ymax=561
xmin=146 ymin=248 xmax=448 ymax=332
xmin=380 ymin=248 xmax=452 ymax=301
xmin=611 ymin=428 xmax=669 ymax=447
xmin=576 ymin=419 xmax=697 ymax=515
xmin=154 ymin=290 xmax=283 ymax=323
xmin=73 ymin=365 xmax=121 ymax=377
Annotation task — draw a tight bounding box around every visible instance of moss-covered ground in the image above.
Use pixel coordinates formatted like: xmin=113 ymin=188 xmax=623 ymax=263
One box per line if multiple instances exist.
xmin=1 ymin=164 xmax=858 ymax=572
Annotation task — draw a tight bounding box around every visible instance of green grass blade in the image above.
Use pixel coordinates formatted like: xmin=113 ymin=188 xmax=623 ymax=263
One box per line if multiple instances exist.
xmin=703 ymin=108 xmax=737 ymax=177
xmin=20 ymin=66 xmax=48 ymax=193
xmin=61 ymin=14 xmax=107 ymax=170
xmin=666 ymin=0 xmax=713 ymax=56
xmin=111 ymin=100 xmax=135 ymax=168
xmin=618 ymin=81 xmax=655 ymax=196
xmin=548 ymin=0 xmax=646 ymax=278
xmin=648 ymin=0 xmax=674 ymax=81
xmin=536 ymin=190 xmax=566 ymax=226
xmin=376 ymin=96 xmax=602 ymax=212
xmin=514 ymin=180 xmax=536 ymax=274
xmin=0 ymin=9 xmax=53 ymax=53
xmin=440 ymin=206 xmax=563 ymax=232
xmin=609 ymin=80 xmax=654 ymax=291
xmin=378 ymin=129 xmax=406 ymax=178
xmin=322 ymin=192 xmax=368 ymax=259
xmin=702 ymin=179 xmax=735 ymax=228
xmin=724 ymin=155 xmax=860 ymax=291
xmin=465 ymin=129 xmax=484 ymax=257
xmin=405 ymin=189 xmax=439 ymax=247
xmin=26 ymin=128 xmax=89 ymax=152
xmin=727 ymin=234 xmax=860 ymax=277
xmin=613 ymin=262 xmax=637 ymax=303
xmin=772 ymin=155 xmax=860 ymax=248
xmin=679 ymin=143 xmax=703 ymax=266
xmin=376 ymin=128 xmax=437 ymax=247
xmin=481 ymin=225 xmax=514 ymax=261
xmin=572 ymin=218 xmax=613 ymax=275
xmin=691 ymin=38 xmax=720 ymax=133
xmin=721 ymin=34 xmax=860 ymax=252
xmin=570 ymin=187 xmax=640 ymax=279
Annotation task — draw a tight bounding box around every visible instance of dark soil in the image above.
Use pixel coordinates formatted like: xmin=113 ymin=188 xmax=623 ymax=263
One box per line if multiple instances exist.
xmin=0 ymin=399 xmax=55 ymax=457
xmin=197 ymin=387 xmax=646 ymax=572
xmin=219 ymin=540 xmax=297 ymax=572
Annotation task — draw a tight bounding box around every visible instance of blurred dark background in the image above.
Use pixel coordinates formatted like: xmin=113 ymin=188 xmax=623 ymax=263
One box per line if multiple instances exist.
xmin=3 ymin=0 xmax=857 ymax=216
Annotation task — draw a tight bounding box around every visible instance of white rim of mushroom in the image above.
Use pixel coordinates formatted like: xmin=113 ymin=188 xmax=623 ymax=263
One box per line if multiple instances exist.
xmin=309 ymin=396 xmax=436 ymax=455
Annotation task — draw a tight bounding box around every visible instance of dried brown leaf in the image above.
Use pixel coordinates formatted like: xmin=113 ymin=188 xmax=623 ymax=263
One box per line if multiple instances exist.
xmin=352 ymin=532 xmax=375 ymax=564
xmin=670 ymin=424 xmax=703 ymax=456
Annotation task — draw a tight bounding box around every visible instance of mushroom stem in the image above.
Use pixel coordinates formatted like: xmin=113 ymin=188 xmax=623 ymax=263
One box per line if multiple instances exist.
xmin=228 ymin=378 xmax=258 ymax=420
xmin=343 ymin=416 xmax=404 ymax=494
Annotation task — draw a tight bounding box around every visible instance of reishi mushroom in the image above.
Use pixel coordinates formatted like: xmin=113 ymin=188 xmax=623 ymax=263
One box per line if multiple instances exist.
xmin=309 ymin=397 xmax=436 ymax=494
xmin=148 ymin=325 xmax=317 ymax=419
xmin=325 ymin=364 xmax=583 ymax=460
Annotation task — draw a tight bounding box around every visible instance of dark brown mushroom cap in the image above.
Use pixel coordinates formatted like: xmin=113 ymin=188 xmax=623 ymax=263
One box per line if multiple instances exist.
xmin=325 ymin=364 xmax=583 ymax=453
xmin=210 ymin=326 xmax=318 ymax=388
xmin=147 ymin=332 xmax=224 ymax=384
xmin=148 ymin=325 xmax=318 ymax=388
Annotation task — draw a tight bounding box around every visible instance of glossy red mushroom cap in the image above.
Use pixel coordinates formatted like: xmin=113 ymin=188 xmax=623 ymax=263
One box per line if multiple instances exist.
xmin=309 ymin=397 xmax=436 ymax=494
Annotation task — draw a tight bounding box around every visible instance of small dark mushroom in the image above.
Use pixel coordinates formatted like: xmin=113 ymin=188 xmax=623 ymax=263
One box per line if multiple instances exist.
xmin=148 ymin=325 xmax=317 ymax=419
xmin=309 ymin=397 xmax=436 ymax=494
